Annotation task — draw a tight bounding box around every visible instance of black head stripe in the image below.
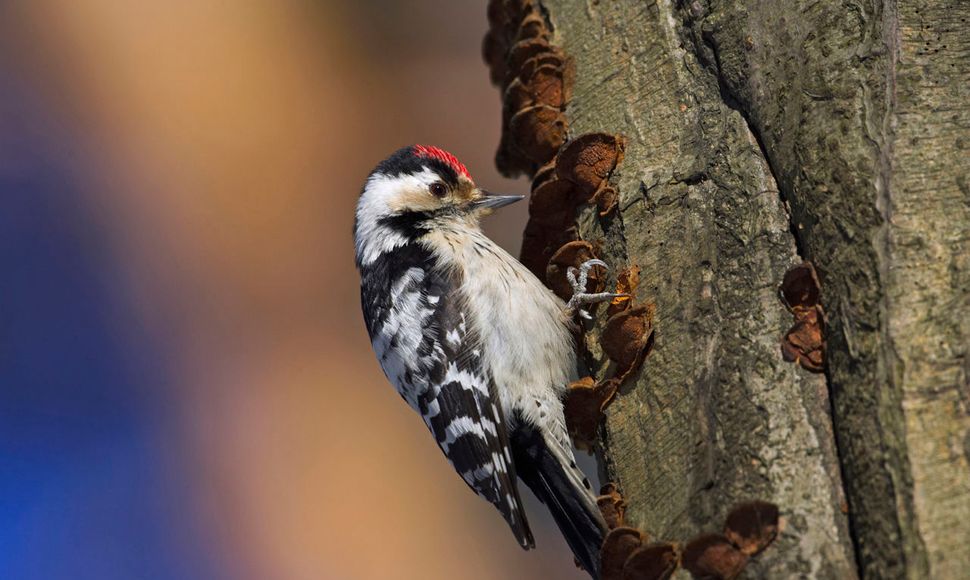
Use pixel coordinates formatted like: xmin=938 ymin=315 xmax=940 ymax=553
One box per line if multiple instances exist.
xmin=371 ymin=146 xmax=424 ymax=178
xmin=371 ymin=145 xmax=460 ymax=188
xmin=377 ymin=211 xmax=434 ymax=239
xmin=421 ymin=158 xmax=460 ymax=188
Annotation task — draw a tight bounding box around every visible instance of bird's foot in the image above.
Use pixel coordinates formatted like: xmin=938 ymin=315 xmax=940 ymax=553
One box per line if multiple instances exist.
xmin=565 ymin=259 xmax=628 ymax=320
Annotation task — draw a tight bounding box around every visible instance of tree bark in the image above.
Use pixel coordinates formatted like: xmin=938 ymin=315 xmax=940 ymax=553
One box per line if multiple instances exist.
xmin=486 ymin=0 xmax=969 ymax=578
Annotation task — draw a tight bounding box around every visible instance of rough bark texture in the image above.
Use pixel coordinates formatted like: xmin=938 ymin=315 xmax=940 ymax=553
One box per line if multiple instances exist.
xmin=546 ymin=1 xmax=857 ymax=577
xmin=674 ymin=0 xmax=970 ymax=576
xmin=487 ymin=0 xmax=970 ymax=578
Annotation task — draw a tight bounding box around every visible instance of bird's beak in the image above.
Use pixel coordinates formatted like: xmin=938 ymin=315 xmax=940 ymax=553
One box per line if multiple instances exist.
xmin=470 ymin=190 xmax=525 ymax=211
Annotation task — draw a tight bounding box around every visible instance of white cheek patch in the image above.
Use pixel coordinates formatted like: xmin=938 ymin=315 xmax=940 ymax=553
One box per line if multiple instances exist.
xmin=354 ymin=168 xmax=441 ymax=266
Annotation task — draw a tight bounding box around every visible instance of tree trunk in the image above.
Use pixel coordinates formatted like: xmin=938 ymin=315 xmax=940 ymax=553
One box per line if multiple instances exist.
xmin=485 ymin=0 xmax=969 ymax=578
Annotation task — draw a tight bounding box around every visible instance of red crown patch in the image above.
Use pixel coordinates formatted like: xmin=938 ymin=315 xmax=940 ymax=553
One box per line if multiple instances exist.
xmin=413 ymin=145 xmax=471 ymax=179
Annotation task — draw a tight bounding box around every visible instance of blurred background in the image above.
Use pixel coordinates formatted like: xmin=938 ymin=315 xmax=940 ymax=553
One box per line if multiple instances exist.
xmin=0 ymin=2 xmax=589 ymax=579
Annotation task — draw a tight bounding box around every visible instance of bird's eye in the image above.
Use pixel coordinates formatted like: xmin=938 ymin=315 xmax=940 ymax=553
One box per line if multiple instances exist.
xmin=429 ymin=182 xmax=447 ymax=198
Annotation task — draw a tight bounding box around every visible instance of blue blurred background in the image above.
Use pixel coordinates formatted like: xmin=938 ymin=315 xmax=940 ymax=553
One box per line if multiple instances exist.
xmin=0 ymin=2 xmax=587 ymax=579
xmin=0 ymin=66 xmax=221 ymax=578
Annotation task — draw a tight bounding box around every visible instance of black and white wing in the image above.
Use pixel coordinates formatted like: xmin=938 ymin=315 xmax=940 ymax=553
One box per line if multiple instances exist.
xmin=360 ymin=243 xmax=534 ymax=547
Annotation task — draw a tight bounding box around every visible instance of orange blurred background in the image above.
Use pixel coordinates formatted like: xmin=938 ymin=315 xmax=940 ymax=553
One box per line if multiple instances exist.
xmin=0 ymin=2 xmax=586 ymax=579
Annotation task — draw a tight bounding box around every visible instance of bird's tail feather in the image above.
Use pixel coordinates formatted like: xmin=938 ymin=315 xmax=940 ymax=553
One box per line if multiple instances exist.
xmin=511 ymin=420 xmax=607 ymax=579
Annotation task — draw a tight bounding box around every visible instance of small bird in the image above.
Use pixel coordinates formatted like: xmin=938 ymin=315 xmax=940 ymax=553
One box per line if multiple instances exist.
xmin=354 ymin=145 xmax=619 ymax=577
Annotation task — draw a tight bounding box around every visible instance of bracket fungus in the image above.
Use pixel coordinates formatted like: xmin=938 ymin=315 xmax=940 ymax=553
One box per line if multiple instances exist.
xmin=484 ymin=0 xmax=570 ymax=176
xmin=556 ymin=133 xmax=626 ymax=199
xmin=681 ymin=501 xmax=781 ymax=580
xmin=484 ymin=8 xmax=629 ymax=286
xmin=681 ymin=534 xmax=749 ymax=580
xmin=723 ymin=500 xmax=781 ymax=557
xmin=600 ymin=524 xmax=679 ymax=580
xmin=594 ymin=185 xmax=620 ymax=217
xmin=596 ymin=488 xmax=780 ymax=580
xmin=601 ymin=527 xmax=650 ymax=580
xmin=564 ymin=377 xmax=619 ymax=451
xmin=529 ymin=178 xmax=577 ymax=229
xmin=779 ymin=261 xmax=825 ymax=372
xmin=601 ymin=304 xmax=656 ymax=384
xmin=608 ymin=265 xmax=641 ymax=316
xmin=508 ymin=105 xmax=569 ymax=164
xmin=597 ymin=483 xmax=628 ymax=530
xmin=519 ymin=135 xmax=623 ymax=279
xmin=623 ymin=543 xmax=679 ymax=580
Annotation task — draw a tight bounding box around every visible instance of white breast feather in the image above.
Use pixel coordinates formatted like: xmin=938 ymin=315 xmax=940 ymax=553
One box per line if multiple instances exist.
xmin=426 ymin=226 xmax=577 ymax=440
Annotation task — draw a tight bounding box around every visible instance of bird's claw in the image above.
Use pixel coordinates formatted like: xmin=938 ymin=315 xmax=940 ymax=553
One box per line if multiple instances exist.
xmin=565 ymin=259 xmax=628 ymax=320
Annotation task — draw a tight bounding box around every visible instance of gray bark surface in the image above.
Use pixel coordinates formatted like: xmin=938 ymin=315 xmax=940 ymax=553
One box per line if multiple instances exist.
xmin=544 ymin=1 xmax=855 ymax=577
xmin=487 ymin=0 xmax=969 ymax=577
xmin=674 ymin=0 xmax=970 ymax=576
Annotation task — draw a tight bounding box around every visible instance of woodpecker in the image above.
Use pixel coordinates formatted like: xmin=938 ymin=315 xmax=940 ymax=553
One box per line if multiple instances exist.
xmin=354 ymin=145 xmax=619 ymax=578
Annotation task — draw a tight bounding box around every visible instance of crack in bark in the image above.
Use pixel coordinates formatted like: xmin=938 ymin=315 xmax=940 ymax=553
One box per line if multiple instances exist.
xmin=521 ymin=0 xmax=868 ymax=575
xmin=869 ymin=1 xmax=931 ymax=574
xmin=523 ymin=0 xmax=970 ymax=575
xmin=692 ymin=28 xmax=871 ymax=572
xmin=695 ymin=29 xmax=809 ymax=263
xmin=673 ymin=4 xmax=863 ymax=575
